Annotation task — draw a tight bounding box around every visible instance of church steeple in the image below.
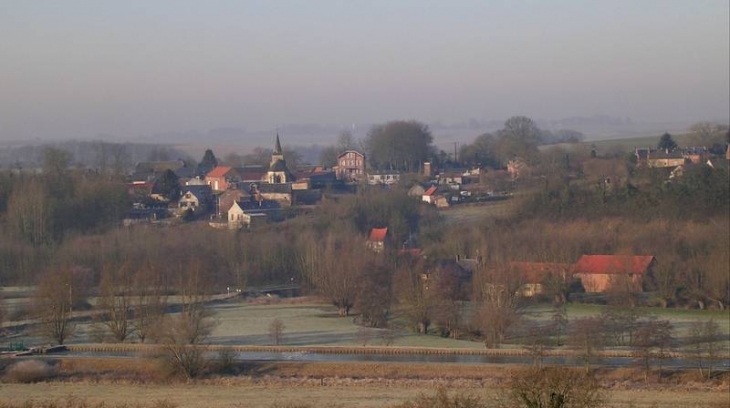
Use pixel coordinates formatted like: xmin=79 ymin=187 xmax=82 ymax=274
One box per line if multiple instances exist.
xmin=268 ymin=132 xmax=294 ymax=183
xmin=274 ymin=132 xmax=283 ymax=155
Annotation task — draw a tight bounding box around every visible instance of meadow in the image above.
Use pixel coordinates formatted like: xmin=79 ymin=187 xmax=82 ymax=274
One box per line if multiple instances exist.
xmin=4 ymin=295 xmax=729 ymax=351
xmin=1 ymin=378 xmax=728 ymax=408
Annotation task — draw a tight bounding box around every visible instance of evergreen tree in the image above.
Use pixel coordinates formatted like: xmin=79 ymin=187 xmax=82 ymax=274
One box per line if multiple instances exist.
xmin=156 ymin=169 xmax=181 ymax=201
xmin=197 ymin=149 xmax=218 ymax=176
xmin=658 ymin=133 xmax=677 ymax=150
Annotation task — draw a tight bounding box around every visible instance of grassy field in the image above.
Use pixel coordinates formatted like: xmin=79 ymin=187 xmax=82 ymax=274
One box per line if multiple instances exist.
xmin=208 ymin=299 xmax=730 ymax=355
xmin=209 ymin=298 xmax=730 ymax=347
xmin=208 ymin=299 xmax=483 ymax=349
xmin=4 ymin=296 xmax=728 ymax=351
xmin=439 ymin=200 xmax=517 ymax=226
xmin=538 ymin=133 xmax=697 ymax=156
xmin=529 ymin=303 xmax=730 ymax=335
xmin=587 ymin=133 xmax=693 ymax=154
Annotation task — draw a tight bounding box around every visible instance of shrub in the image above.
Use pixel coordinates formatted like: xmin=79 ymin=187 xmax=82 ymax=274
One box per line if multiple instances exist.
xmin=3 ymin=359 xmax=57 ymax=383
xmin=505 ymin=367 xmax=605 ymax=408
xmin=214 ymin=347 xmax=237 ymax=375
xmin=391 ymin=389 xmax=489 ymax=408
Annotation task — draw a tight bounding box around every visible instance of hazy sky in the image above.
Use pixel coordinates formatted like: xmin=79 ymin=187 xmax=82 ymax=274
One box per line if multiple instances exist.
xmin=1 ymin=0 xmax=728 ymax=141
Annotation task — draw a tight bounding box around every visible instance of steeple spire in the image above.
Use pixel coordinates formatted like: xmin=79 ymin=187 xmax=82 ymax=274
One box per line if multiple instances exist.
xmin=274 ymin=132 xmax=283 ymax=155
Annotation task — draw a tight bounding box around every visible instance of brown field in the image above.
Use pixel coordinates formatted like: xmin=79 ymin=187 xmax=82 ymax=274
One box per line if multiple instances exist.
xmin=1 ymin=359 xmax=728 ymax=408
xmin=2 ymin=381 xmax=728 ymax=408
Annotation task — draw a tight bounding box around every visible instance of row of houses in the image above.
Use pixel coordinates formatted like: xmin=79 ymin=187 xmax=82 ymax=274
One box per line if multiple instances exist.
xmin=634 ymin=147 xmax=712 ymax=168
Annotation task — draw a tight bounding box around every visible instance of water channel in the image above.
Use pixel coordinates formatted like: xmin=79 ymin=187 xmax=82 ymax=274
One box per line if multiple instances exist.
xmin=48 ymin=350 xmax=730 ymax=370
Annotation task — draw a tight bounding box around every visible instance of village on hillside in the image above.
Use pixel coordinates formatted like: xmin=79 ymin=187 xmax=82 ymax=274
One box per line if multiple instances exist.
xmin=119 ymin=123 xmax=730 ymax=307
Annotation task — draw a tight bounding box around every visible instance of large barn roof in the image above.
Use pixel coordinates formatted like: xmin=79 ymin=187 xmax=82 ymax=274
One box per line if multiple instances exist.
xmin=573 ymin=255 xmax=655 ymax=275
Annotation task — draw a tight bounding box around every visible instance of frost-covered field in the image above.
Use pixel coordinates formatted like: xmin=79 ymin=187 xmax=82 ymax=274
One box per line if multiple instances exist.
xmin=208 ymin=299 xmax=482 ymax=349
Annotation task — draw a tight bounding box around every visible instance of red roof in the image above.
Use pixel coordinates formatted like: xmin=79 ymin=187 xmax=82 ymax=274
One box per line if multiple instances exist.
xmin=206 ymin=166 xmax=234 ymax=178
xmin=572 ymin=255 xmax=655 ymax=275
xmin=368 ymin=227 xmax=388 ymax=242
xmin=510 ymin=262 xmax=570 ymax=284
xmin=424 ymin=186 xmax=438 ymax=196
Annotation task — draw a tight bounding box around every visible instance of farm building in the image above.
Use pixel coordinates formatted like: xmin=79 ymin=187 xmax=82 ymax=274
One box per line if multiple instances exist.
xmin=572 ymin=255 xmax=656 ymax=293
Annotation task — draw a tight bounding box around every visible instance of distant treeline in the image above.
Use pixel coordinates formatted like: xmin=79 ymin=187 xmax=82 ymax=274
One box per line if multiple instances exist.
xmin=0 ymin=140 xmax=191 ymax=171
xmin=522 ymin=165 xmax=729 ymax=221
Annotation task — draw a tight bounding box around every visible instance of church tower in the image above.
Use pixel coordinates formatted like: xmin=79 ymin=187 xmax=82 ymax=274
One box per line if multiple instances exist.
xmin=270 ymin=132 xmax=284 ymax=167
xmin=267 ymin=132 xmax=294 ymax=184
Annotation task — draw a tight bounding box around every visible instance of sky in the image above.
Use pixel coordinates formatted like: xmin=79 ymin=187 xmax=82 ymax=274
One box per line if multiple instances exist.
xmin=1 ymin=0 xmax=728 ymax=142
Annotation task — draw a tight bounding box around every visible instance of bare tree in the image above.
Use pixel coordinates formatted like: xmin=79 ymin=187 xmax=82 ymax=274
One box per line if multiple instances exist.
xmin=551 ymin=303 xmax=568 ymax=347
xmin=393 ymin=259 xmax=439 ymax=335
xmin=568 ymin=317 xmax=605 ymax=373
xmin=319 ymin=145 xmax=338 ymax=168
xmin=524 ymin=324 xmax=553 ymax=369
xmin=430 ymin=263 xmax=467 ymax=339
xmin=269 ymin=318 xmax=285 ymax=346
xmin=496 ymin=116 xmax=542 ymax=164
xmin=133 ymin=262 xmax=168 ymax=343
xmin=158 ymin=259 xmax=216 ymax=379
xmin=337 ymin=130 xmax=357 ymax=153
xmin=97 ymin=261 xmax=136 ymax=342
xmin=600 ymin=307 xmax=646 ymax=347
xmin=94 ymin=141 xmax=130 ymax=178
xmin=647 ymin=255 xmax=680 ymax=308
xmin=356 ymin=258 xmax=392 ymax=328
xmin=6 ymin=179 xmax=52 ymax=246
xmin=473 ymin=263 xmax=525 ymax=347
xmin=159 ymin=314 xmax=211 ymax=379
xmin=33 ymin=266 xmax=88 ymax=344
xmin=687 ymin=319 xmax=722 ymax=380
xmin=299 ymin=230 xmax=363 ymax=316
xmin=634 ymin=319 xmax=673 ymax=383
